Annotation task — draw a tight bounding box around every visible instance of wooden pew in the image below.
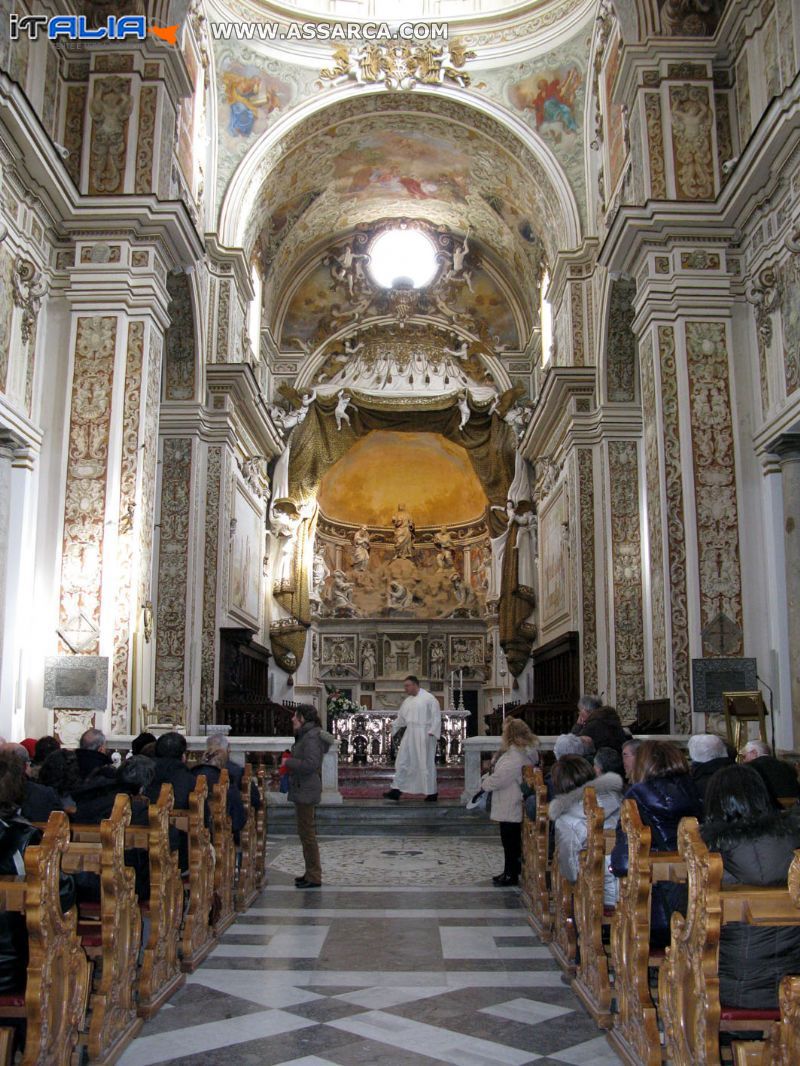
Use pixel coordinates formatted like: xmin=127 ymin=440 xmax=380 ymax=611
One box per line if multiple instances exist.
xmin=174 ymin=775 xmax=217 ymax=972
xmin=733 ymin=850 xmax=800 ymax=1066
xmin=608 ymin=798 xmax=685 ymax=1066
xmin=521 ymin=767 xmax=552 ymax=942
xmin=0 ymin=812 xmax=90 ymax=1066
xmin=235 ymin=765 xmax=259 ymax=912
xmin=0 ymin=1029 xmax=12 ymax=1066
xmin=549 ymin=841 xmax=577 ymax=975
xmin=254 ymin=766 xmax=268 ymax=891
xmin=571 ymin=786 xmax=615 ymax=1027
xmin=209 ymin=769 xmax=236 ymax=935
xmin=71 ymin=785 xmax=186 ymax=1019
xmin=661 ymin=822 xmax=800 ymax=1066
xmin=63 ymin=794 xmax=143 ymax=1064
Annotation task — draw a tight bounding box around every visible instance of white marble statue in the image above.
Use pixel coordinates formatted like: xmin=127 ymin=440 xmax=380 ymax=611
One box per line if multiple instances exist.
xmin=311 ymin=549 xmax=330 ymax=603
xmin=387 ymin=580 xmax=414 ymax=611
xmin=335 ymin=390 xmax=353 ymax=431
xmin=392 ymin=504 xmax=415 ymax=559
xmin=352 ymin=526 xmax=371 ymax=571
xmin=328 ymin=569 xmax=356 ymax=614
xmin=385 ymin=678 xmax=442 ymax=800
xmin=361 ymin=640 xmax=377 ymax=679
xmin=429 ymin=640 xmax=445 ymax=680
xmin=433 ymin=527 xmax=456 ymax=570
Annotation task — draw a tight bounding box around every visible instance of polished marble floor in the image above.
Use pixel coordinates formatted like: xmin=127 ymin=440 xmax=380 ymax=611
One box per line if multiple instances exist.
xmin=118 ymin=834 xmax=622 ymax=1066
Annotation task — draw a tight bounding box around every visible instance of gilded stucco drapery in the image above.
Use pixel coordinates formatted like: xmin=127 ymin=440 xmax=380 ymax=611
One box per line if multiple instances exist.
xmin=269 ymin=391 xmax=533 ymax=675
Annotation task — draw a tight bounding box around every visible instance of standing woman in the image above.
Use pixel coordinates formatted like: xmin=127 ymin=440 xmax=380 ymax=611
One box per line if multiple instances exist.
xmin=285 ymin=704 xmax=331 ymax=889
xmin=481 ymin=718 xmax=539 ymax=886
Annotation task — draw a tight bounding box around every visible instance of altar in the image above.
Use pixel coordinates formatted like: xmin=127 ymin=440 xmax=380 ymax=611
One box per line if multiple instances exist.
xmin=332 ymin=708 xmax=469 ymax=766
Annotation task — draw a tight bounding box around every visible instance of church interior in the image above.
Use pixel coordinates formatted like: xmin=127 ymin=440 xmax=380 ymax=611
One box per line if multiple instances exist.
xmin=0 ymin=0 xmax=800 ymax=1061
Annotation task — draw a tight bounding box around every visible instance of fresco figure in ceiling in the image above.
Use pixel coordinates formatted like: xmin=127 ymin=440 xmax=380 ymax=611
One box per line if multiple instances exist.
xmin=222 ymin=70 xmax=286 ymax=138
xmin=392 ymin=504 xmax=415 ymax=560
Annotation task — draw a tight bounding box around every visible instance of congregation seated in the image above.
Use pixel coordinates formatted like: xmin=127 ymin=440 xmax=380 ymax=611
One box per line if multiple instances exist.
xmin=74 ymin=728 xmax=116 ymax=783
xmin=550 ymin=751 xmax=623 ymax=906
xmin=0 ymin=752 xmax=75 ymax=996
xmin=71 ymin=755 xmax=153 ymax=827
xmin=573 ymin=703 xmax=628 ymax=754
xmin=37 ymin=748 xmax=82 ymax=814
xmin=192 ymin=743 xmax=246 ymax=836
xmin=701 ymin=765 xmax=800 ymax=1009
xmin=130 ymin=731 xmax=157 ymax=757
xmin=0 ymin=743 xmax=63 ymax=822
xmin=570 ymin=694 xmax=602 ymax=735
xmin=688 ymin=733 xmax=734 ymax=800
xmin=741 ymin=740 xmax=800 ymax=806
xmin=611 ymin=740 xmax=702 ymax=945
xmin=203 ymin=733 xmax=262 ymax=812
xmin=29 ymin=735 xmax=60 ymax=780
xmin=621 ymin=738 xmax=640 ymax=781
xmin=145 ymin=732 xmax=197 ymax=809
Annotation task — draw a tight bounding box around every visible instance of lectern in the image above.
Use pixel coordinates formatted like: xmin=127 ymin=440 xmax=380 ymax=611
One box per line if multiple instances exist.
xmin=722 ymin=690 xmax=768 ymax=751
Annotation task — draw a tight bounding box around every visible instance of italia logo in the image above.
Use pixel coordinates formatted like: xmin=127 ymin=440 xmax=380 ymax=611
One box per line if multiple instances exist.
xmin=9 ymin=14 xmax=179 ymax=44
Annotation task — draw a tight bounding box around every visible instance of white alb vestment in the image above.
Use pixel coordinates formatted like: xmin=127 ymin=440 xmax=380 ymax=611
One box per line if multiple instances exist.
xmin=391 ymin=689 xmax=442 ymax=795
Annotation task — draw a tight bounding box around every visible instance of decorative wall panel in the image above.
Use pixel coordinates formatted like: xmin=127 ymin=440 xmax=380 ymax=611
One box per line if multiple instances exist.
xmin=780 ymin=254 xmax=800 ymax=396
xmin=110 ymin=322 xmax=144 ymax=733
xmin=58 ymin=316 xmax=117 ymax=653
xmin=608 ymin=440 xmax=645 ymax=722
xmin=735 ymin=54 xmax=751 ymax=145
xmin=164 ymin=272 xmax=196 ymax=400
xmin=644 ymin=92 xmax=667 ymax=199
xmin=669 ymin=84 xmax=714 ymax=200
xmin=200 ymin=446 xmax=222 ymax=726
xmin=685 ymin=321 xmax=743 ymax=655
xmin=658 ymin=326 xmax=691 ymax=729
xmin=606 ymin=278 xmax=637 ymax=401
xmin=577 ymin=449 xmax=598 ymax=694
xmin=135 ymin=85 xmax=157 ymax=195
xmin=137 ymin=334 xmax=162 ymax=609
xmin=0 ymin=245 xmax=14 ymax=395
xmin=88 ymin=76 xmax=132 ymax=195
xmin=154 ymin=438 xmax=193 ymax=715
xmin=640 ymin=335 xmax=668 ymax=696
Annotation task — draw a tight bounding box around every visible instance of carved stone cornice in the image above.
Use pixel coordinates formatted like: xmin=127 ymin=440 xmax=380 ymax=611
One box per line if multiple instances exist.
xmin=520 ymin=365 xmax=596 ymax=461
xmin=770 ymin=434 xmax=800 ymax=464
xmin=205 ymin=362 xmax=285 ymax=459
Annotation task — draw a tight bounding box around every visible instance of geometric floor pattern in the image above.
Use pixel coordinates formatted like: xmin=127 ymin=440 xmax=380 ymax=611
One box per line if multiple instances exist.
xmin=118 ymin=835 xmax=623 ymax=1066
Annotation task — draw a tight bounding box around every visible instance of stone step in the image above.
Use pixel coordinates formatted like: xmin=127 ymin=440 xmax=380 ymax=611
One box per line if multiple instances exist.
xmin=268 ymin=800 xmax=495 ymax=838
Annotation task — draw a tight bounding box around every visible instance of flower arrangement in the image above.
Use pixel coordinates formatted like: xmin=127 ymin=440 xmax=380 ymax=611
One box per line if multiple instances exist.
xmin=326 ymin=689 xmax=366 ymax=718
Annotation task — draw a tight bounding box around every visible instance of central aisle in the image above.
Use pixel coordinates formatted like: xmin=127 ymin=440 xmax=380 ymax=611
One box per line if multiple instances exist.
xmin=119 ymin=831 xmax=623 ymax=1066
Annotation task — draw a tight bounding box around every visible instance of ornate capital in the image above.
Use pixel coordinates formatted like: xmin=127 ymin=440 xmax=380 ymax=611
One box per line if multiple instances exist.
xmin=11 ymin=255 xmax=48 ymax=345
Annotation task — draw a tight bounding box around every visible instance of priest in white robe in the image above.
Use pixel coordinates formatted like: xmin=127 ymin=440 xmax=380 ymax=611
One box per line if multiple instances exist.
xmin=384 ymin=676 xmax=442 ymax=802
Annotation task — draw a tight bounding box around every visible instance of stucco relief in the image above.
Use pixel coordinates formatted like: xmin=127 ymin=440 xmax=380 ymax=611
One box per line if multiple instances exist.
xmin=605 ymin=278 xmax=637 ymax=401
xmin=644 ymin=92 xmax=667 ymax=199
xmin=154 ymin=437 xmax=193 ymax=716
xmin=135 ymin=84 xmax=157 ymax=195
xmin=779 ymin=254 xmax=800 ymax=396
xmin=200 ymin=446 xmax=222 ymax=726
xmin=640 ymin=336 xmax=668 ymax=696
xmin=669 ymin=84 xmax=714 ymax=200
xmin=0 ymin=244 xmax=14 ymax=395
xmin=608 ymin=440 xmax=645 ymax=722
xmin=685 ymin=321 xmax=743 ymax=655
xmin=137 ymin=333 xmax=162 ymax=611
xmin=164 ymin=272 xmax=196 ymax=400
xmin=658 ymin=326 xmax=691 ymax=729
xmin=577 ymin=449 xmax=597 ymax=694
xmin=89 ymin=76 xmax=133 ymax=194
xmin=59 ymin=316 xmax=117 ymax=654
xmin=110 ymin=322 xmax=144 ymax=733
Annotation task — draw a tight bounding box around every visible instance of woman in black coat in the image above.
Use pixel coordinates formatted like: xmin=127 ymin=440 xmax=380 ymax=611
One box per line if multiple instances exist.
xmin=701 ymin=765 xmax=800 ymax=1010
xmin=611 ymin=740 xmax=702 ymax=946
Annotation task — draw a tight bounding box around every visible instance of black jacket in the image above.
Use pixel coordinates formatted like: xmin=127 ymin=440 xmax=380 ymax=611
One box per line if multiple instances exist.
xmin=702 ymin=812 xmax=800 ymax=1009
xmin=611 ymin=772 xmax=702 ymax=945
xmin=690 ymin=756 xmax=735 ymax=801
xmin=21 ymin=779 xmax=63 ymax=823
xmin=74 ymin=748 xmax=115 ymax=782
xmin=145 ymin=757 xmax=196 ymax=810
xmin=748 ymin=756 xmax=800 ymax=806
xmin=576 ymin=711 xmax=628 ymax=753
xmin=225 ymin=759 xmax=262 ymax=812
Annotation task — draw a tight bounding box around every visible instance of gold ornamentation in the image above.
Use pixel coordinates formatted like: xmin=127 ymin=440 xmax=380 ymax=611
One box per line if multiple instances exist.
xmin=320 ymin=40 xmax=475 ymax=92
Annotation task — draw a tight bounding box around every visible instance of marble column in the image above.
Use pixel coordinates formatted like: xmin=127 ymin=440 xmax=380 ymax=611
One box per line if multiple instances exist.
xmin=773 ymin=434 xmax=800 ymax=747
